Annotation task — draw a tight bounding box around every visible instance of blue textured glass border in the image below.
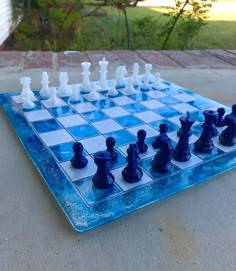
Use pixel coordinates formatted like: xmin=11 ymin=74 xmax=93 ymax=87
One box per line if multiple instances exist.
xmin=1 ymin=87 xmax=236 ymax=232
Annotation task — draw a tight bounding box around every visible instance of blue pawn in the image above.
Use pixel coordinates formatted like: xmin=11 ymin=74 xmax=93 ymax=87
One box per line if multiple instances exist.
xmin=106 ymin=137 xmax=118 ymax=161
xmin=152 ymin=124 xmax=173 ymax=173
xmin=92 ymin=151 xmax=114 ymax=189
xmin=70 ymin=142 xmax=88 ymax=169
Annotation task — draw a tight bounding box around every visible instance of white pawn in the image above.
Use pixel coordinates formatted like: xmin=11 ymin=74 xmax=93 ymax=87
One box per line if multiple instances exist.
xmin=108 ymin=79 xmax=118 ymax=97
xmin=22 ymin=95 xmax=35 ymax=109
xmin=141 ymin=73 xmax=150 ymax=90
xmin=152 ymin=72 xmax=162 ymax=90
xmin=58 ymin=72 xmax=72 ymax=97
xmin=115 ymin=66 xmax=127 ymax=88
xmin=47 ymin=87 xmax=60 ymax=107
xmin=87 ymin=82 xmax=99 ymax=101
xmin=20 ymin=77 xmax=35 ymax=100
xmin=70 ymin=85 xmax=81 ymax=102
xmin=40 ymin=72 xmax=50 ymax=98
xmin=132 ymin=63 xmax=140 ymax=87
xmin=125 ymin=77 xmax=136 ymax=94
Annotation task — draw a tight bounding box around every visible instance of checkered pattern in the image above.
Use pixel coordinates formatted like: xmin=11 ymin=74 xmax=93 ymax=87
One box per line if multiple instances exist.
xmin=11 ymin=78 xmax=235 ymax=206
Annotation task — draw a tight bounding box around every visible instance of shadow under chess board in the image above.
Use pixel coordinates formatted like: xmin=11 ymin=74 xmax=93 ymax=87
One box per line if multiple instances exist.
xmin=1 ymin=76 xmax=236 ymax=232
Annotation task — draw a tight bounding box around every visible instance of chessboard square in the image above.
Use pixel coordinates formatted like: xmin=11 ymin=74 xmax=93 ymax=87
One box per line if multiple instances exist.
xmin=111 ymin=96 xmax=135 ymax=106
xmin=61 ymin=157 xmax=97 ymax=182
xmin=92 ymin=119 xmax=122 ymax=134
xmin=24 ymin=109 xmax=53 ymax=122
xmin=50 ymin=141 xmax=76 ymax=162
xmin=191 ymin=143 xmax=224 ymax=160
xmin=145 ymin=90 xmax=167 ymax=99
xmin=104 ymin=130 xmax=136 ymax=146
xmin=92 ymin=99 xmax=116 ymax=109
xmin=102 ymin=106 xmax=130 ymax=118
xmin=57 ymin=114 xmax=87 ymax=128
xmin=140 ymin=100 xmax=165 ymax=110
xmin=83 ymin=92 xmax=106 ymax=102
xmin=122 ymin=103 xmax=149 ymax=114
xmin=118 ymin=144 xmax=156 ymax=160
xmin=212 ymin=138 xmax=236 ymax=153
xmin=141 ymin=158 xmax=179 ymax=180
xmin=190 ymin=111 xmax=205 ymax=123
xmin=112 ymin=167 xmax=153 ymax=192
xmin=68 ymin=124 xmax=99 ymax=140
xmin=48 ymin=106 xmax=76 ymax=118
xmin=168 ymin=131 xmax=198 ymax=144
xmin=191 ymin=124 xmax=203 ymax=137
xmin=39 ymin=129 xmax=74 ymax=146
xmin=128 ymin=124 xmax=159 ymax=138
xmin=12 ymin=95 xmax=37 ymax=104
xmin=171 ymin=103 xmax=198 ymax=113
xmin=22 ymin=102 xmax=44 ymax=112
xmin=81 ymin=110 xmax=109 ymax=122
xmin=74 ymin=176 xmax=122 ymax=205
xmin=158 ymin=96 xmax=182 ymax=106
xmin=134 ymin=111 xmax=163 ymax=123
xmin=174 ymin=93 xmax=197 ymax=102
xmin=114 ymin=115 xmax=143 ymax=128
xmin=172 ymin=153 xmax=203 ymax=169
xmin=189 ymin=99 xmax=220 ymax=110
xmin=41 ymin=98 xmax=67 ymax=108
xmin=128 ymin=93 xmax=151 ymax=102
xmin=71 ymin=102 xmax=98 ymax=113
xmin=149 ymin=119 xmax=179 ymax=133
xmin=80 ymin=135 xmax=107 ymax=154
xmin=32 ymin=119 xmax=62 ymax=133
xmin=108 ymin=150 xmax=127 ymax=170
xmin=154 ymin=106 xmax=182 ymax=118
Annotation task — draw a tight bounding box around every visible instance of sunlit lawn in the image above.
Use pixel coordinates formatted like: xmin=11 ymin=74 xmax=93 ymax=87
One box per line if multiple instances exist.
xmin=92 ymin=4 xmax=236 ymax=50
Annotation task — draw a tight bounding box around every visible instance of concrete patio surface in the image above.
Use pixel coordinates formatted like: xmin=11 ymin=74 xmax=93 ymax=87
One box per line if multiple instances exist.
xmin=0 ymin=50 xmax=236 ymax=271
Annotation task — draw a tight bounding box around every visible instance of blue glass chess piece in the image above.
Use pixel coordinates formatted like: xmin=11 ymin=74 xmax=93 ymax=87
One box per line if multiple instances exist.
xmin=106 ymin=137 xmax=118 ymax=161
xmin=174 ymin=112 xmax=195 ymax=162
xmin=92 ymin=151 xmax=114 ymax=189
xmin=219 ymin=104 xmax=236 ymax=146
xmin=152 ymin=124 xmax=173 ymax=172
xmin=70 ymin=142 xmax=88 ymax=169
xmin=136 ymin=129 xmax=148 ymax=153
xmin=194 ymin=110 xmax=218 ymax=153
xmin=122 ymin=144 xmax=143 ymax=183
xmin=216 ymin=107 xmax=226 ymax=127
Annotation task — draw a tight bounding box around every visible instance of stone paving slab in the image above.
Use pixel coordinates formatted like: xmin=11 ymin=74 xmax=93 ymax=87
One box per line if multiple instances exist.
xmin=0 ymin=50 xmax=235 ymax=71
xmin=162 ymin=50 xmax=234 ymax=68
xmin=206 ymin=49 xmax=236 ymax=66
xmin=24 ymin=51 xmax=53 ymax=70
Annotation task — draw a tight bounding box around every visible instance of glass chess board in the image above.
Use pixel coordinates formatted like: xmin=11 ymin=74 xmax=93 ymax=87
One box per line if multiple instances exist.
xmin=1 ymin=77 xmax=236 ymax=232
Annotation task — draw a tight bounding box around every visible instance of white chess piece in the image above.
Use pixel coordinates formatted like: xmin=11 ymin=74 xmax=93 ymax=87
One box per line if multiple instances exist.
xmin=115 ymin=66 xmax=127 ymax=88
xmin=20 ymin=77 xmax=35 ymax=101
xmin=22 ymin=95 xmax=35 ymax=109
xmin=108 ymin=79 xmax=118 ymax=97
xmin=141 ymin=73 xmax=150 ymax=90
xmin=47 ymin=87 xmax=60 ymax=106
xmin=58 ymin=72 xmax=72 ymax=97
xmin=132 ymin=63 xmax=140 ymax=87
xmin=144 ymin=63 xmax=153 ymax=83
xmin=40 ymin=72 xmax=50 ymax=98
xmin=99 ymin=57 xmax=109 ymax=91
xmin=70 ymin=85 xmax=81 ymax=102
xmin=81 ymin=62 xmax=91 ymax=93
xmin=125 ymin=77 xmax=136 ymax=94
xmin=86 ymin=82 xmax=99 ymax=101
xmin=152 ymin=72 xmax=161 ymax=89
